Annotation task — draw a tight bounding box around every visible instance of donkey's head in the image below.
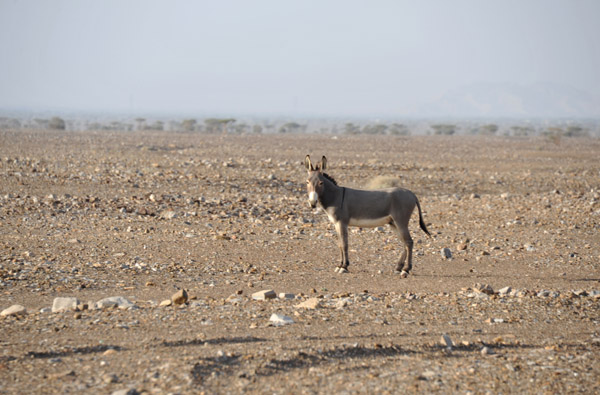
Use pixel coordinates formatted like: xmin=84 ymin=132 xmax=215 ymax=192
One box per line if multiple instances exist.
xmin=305 ymin=155 xmax=327 ymax=208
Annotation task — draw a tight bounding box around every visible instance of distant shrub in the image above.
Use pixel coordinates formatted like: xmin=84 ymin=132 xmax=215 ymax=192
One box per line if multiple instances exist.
xmin=181 ymin=119 xmax=197 ymax=132
xmin=389 ymin=123 xmax=410 ymax=136
xmin=48 ymin=117 xmax=66 ymax=130
xmin=431 ymin=124 xmax=456 ymax=135
xmin=344 ymin=123 xmax=360 ymax=135
xmin=563 ymin=126 xmax=588 ymax=137
xmin=471 ymin=124 xmax=498 ymax=135
xmin=510 ymin=125 xmax=534 ymax=137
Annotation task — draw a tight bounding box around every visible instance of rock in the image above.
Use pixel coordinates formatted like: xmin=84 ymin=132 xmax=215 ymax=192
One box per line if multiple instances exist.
xmin=481 ymin=346 xmax=495 ymax=355
xmin=336 ymin=299 xmax=349 ymax=309
xmin=498 ymin=286 xmax=512 ymax=295
xmin=52 ymin=297 xmax=80 ymax=313
xmin=441 ymin=248 xmax=452 ymax=259
xmin=96 ymin=296 xmax=135 ymax=310
xmin=474 ymin=283 xmax=494 ymax=295
xmin=171 ymin=289 xmax=188 ymax=305
xmin=278 ymin=293 xmax=295 ymax=300
xmin=269 ymin=313 xmax=294 ymax=326
xmin=252 ymin=289 xmax=276 ymax=301
xmin=160 ymin=210 xmax=177 ymax=219
xmin=440 ymin=334 xmax=453 ymax=348
xmin=1 ymin=304 xmax=27 ymax=317
xmin=296 ymin=297 xmax=321 ymax=309
xmin=111 ymin=389 xmax=139 ymax=395
xmin=159 ymin=299 xmax=172 ymax=307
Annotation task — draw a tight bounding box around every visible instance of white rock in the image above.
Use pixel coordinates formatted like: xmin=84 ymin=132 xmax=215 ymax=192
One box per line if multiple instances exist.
xmin=1 ymin=304 xmax=27 ymax=317
xmin=52 ymin=297 xmax=80 ymax=313
xmin=440 ymin=334 xmax=453 ymax=348
xmin=96 ymin=296 xmax=135 ymax=310
xmin=498 ymin=286 xmax=512 ymax=295
xmin=441 ymin=248 xmax=452 ymax=259
xmin=269 ymin=313 xmax=294 ymax=326
xmin=252 ymin=290 xmax=276 ymax=300
xmin=296 ymin=298 xmax=321 ymax=309
xmin=278 ymin=293 xmax=295 ymax=300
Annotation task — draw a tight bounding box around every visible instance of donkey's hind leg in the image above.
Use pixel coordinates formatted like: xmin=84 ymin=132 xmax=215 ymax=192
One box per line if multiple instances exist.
xmin=391 ymin=221 xmax=413 ymax=278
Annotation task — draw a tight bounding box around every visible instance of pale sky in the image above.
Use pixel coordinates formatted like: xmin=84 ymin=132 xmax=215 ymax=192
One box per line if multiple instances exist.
xmin=1 ymin=0 xmax=599 ymax=117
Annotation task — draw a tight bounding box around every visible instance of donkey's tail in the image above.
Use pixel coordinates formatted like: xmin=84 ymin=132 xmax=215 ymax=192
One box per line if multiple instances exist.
xmin=415 ymin=198 xmax=431 ymax=236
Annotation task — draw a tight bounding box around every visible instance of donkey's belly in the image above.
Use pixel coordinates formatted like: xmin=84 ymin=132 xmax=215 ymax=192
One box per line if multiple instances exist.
xmin=348 ymin=216 xmax=391 ymax=228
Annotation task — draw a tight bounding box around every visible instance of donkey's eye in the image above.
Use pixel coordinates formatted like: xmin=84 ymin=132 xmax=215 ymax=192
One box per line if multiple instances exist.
xmin=318 ymin=181 xmax=324 ymax=186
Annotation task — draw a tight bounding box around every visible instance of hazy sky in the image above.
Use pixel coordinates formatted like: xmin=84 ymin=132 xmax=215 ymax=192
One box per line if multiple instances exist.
xmin=1 ymin=0 xmax=599 ymax=117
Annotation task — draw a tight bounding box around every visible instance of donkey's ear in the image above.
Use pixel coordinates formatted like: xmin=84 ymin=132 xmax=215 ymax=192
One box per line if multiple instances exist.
xmin=320 ymin=156 xmax=327 ymax=171
xmin=304 ymin=155 xmax=313 ymax=171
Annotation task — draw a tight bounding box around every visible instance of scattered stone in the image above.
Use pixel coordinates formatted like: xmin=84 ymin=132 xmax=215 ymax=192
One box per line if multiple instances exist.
xmin=252 ymin=289 xmax=276 ymax=301
xmin=498 ymin=286 xmax=512 ymax=295
xmin=171 ymin=289 xmax=188 ymax=305
xmin=1 ymin=304 xmax=27 ymax=317
xmin=160 ymin=210 xmax=177 ymax=219
xmin=474 ymin=283 xmax=494 ymax=295
xmin=296 ymin=298 xmax=321 ymax=309
xmin=441 ymin=248 xmax=452 ymax=259
xmin=96 ymin=296 xmax=135 ymax=310
xmin=481 ymin=346 xmax=495 ymax=355
xmin=278 ymin=293 xmax=295 ymax=300
xmin=159 ymin=299 xmax=172 ymax=307
xmin=269 ymin=313 xmax=294 ymax=326
xmin=111 ymin=389 xmax=139 ymax=395
xmin=440 ymin=334 xmax=453 ymax=348
xmin=52 ymin=297 xmax=80 ymax=313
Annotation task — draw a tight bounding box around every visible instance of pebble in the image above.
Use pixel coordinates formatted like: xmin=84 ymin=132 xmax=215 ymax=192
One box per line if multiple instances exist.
xmin=111 ymin=390 xmax=139 ymax=395
xmin=296 ymin=298 xmax=321 ymax=309
xmin=52 ymin=297 xmax=80 ymax=313
xmin=498 ymin=286 xmax=512 ymax=295
xmin=440 ymin=334 xmax=453 ymax=348
xmin=96 ymin=296 xmax=135 ymax=310
xmin=441 ymin=248 xmax=452 ymax=259
xmin=278 ymin=293 xmax=295 ymax=300
xmin=474 ymin=283 xmax=494 ymax=295
xmin=171 ymin=289 xmax=188 ymax=305
xmin=269 ymin=313 xmax=294 ymax=326
xmin=481 ymin=346 xmax=495 ymax=355
xmin=159 ymin=299 xmax=172 ymax=307
xmin=1 ymin=304 xmax=27 ymax=317
xmin=252 ymin=289 xmax=276 ymax=300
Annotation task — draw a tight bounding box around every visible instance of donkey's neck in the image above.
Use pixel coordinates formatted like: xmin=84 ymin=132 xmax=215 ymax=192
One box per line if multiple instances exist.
xmin=319 ymin=178 xmax=343 ymax=209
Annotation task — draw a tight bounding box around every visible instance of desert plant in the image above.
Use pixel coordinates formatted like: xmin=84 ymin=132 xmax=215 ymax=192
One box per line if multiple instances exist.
xmin=431 ymin=124 xmax=456 ymax=135
xmin=48 ymin=117 xmax=66 ymax=130
xmin=181 ymin=119 xmax=197 ymax=132
xmin=204 ymin=118 xmax=236 ymax=134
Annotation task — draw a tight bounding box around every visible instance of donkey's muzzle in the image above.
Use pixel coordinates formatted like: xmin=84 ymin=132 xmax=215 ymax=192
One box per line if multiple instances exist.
xmin=308 ymin=192 xmax=318 ymax=209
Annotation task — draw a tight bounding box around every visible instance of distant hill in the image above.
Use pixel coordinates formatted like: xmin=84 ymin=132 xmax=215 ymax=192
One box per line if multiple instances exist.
xmin=418 ymin=82 xmax=600 ymax=118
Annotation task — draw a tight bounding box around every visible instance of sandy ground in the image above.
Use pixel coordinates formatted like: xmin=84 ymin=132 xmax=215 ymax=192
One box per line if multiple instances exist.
xmin=1 ymin=130 xmax=599 ymax=394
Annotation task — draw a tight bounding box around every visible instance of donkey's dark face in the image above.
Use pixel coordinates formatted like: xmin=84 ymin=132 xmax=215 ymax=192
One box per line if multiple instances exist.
xmin=304 ymin=155 xmax=327 ymax=209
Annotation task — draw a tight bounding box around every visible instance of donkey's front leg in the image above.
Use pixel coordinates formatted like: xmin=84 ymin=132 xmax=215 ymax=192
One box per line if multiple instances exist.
xmin=333 ymin=221 xmax=350 ymax=273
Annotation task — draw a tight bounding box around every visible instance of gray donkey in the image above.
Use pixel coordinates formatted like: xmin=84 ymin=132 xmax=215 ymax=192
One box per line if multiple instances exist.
xmin=305 ymin=155 xmax=430 ymax=277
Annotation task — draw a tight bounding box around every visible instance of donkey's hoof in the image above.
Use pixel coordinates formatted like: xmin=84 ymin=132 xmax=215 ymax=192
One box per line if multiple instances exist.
xmin=334 ymin=267 xmax=340 ymax=273
xmin=338 ymin=267 xmax=349 ymax=274
xmin=397 ymin=270 xmax=409 ymax=278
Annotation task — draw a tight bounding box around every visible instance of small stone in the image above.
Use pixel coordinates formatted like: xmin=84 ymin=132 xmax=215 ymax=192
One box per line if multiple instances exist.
xmin=171 ymin=289 xmax=188 ymax=305
xmin=440 ymin=334 xmax=453 ymax=348
xmin=252 ymin=290 xmax=276 ymax=301
xmin=96 ymin=296 xmax=135 ymax=310
xmin=498 ymin=286 xmax=512 ymax=295
xmin=441 ymin=248 xmax=452 ymax=259
xmin=481 ymin=346 xmax=495 ymax=355
xmin=1 ymin=304 xmax=27 ymax=317
xmin=52 ymin=297 xmax=80 ymax=313
xmin=278 ymin=293 xmax=295 ymax=300
xmin=103 ymin=373 xmax=119 ymax=383
xmin=111 ymin=389 xmax=140 ymax=395
xmin=103 ymin=348 xmax=117 ymax=356
xmin=296 ymin=298 xmax=321 ymax=309
xmin=160 ymin=210 xmax=177 ymax=219
xmin=474 ymin=283 xmax=494 ymax=295
xmin=269 ymin=313 xmax=294 ymax=326
xmin=159 ymin=299 xmax=172 ymax=307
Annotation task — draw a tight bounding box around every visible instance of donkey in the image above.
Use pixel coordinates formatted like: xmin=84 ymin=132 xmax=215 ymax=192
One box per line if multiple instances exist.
xmin=305 ymin=155 xmax=430 ymax=277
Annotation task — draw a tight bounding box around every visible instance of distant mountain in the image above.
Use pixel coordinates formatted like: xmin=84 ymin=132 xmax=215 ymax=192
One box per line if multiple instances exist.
xmin=418 ymin=82 xmax=600 ymax=118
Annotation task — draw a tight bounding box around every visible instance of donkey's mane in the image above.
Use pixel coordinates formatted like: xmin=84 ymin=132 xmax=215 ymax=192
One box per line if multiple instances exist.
xmin=322 ymin=172 xmax=338 ymax=186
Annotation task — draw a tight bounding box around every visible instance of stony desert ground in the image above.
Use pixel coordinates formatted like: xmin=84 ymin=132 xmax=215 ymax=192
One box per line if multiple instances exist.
xmin=1 ymin=129 xmax=599 ymax=394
